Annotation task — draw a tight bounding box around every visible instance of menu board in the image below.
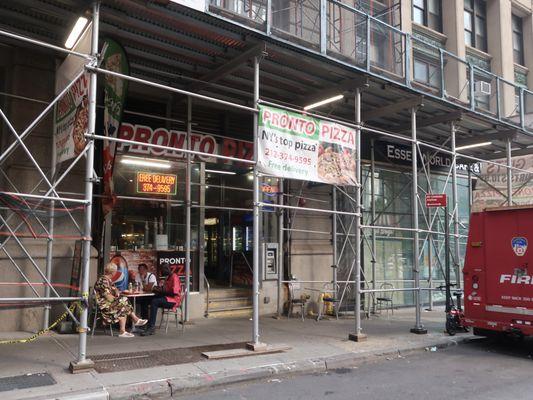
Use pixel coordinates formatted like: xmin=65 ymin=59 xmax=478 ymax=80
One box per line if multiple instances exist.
xmin=257 ymin=105 xmax=358 ymax=185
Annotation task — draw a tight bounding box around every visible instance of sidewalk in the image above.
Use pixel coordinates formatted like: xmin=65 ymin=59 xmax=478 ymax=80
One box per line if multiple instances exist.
xmin=0 ymin=307 xmax=471 ymax=400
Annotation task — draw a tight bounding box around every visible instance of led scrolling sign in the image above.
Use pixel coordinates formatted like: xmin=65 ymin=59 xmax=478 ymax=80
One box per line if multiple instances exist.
xmin=136 ymin=171 xmax=177 ymax=195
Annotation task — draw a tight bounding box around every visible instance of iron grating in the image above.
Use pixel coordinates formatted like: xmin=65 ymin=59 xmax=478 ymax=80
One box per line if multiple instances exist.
xmin=0 ymin=372 xmax=56 ymax=393
xmin=90 ymin=342 xmax=247 ymax=373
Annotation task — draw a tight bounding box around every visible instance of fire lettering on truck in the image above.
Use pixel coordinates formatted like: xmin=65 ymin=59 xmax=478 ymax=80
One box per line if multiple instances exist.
xmin=500 ymin=274 xmax=533 ymax=284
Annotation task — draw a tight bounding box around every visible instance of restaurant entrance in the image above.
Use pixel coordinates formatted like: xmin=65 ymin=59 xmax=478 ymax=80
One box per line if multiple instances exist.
xmin=203 ymin=168 xmax=254 ymax=289
xmin=204 ymin=210 xmax=253 ymax=288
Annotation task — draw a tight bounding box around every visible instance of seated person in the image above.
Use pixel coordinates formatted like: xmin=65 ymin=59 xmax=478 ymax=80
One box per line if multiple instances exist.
xmin=141 ymin=263 xmax=182 ymax=336
xmin=135 ymin=263 xmax=157 ymax=319
xmin=94 ymin=262 xmax=147 ymax=338
xmin=135 ymin=263 xmax=157 ymax=291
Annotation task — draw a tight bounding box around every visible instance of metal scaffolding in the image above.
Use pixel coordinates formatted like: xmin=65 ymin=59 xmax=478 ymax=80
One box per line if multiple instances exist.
xmin=1 ymin=0 xmax=533 ymax=371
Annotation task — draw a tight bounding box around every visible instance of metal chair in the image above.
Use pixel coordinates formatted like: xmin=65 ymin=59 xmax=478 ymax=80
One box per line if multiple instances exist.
xmin=317 ymin=282 xmax=340 ymax=321
xmin=158 ymin=284 xmax=186 ymax=334
xmin=376 ymin=283 xmax=394 ymax=316
xmin=287 ymin=281 xmax=308 ymax=321
xmin=90 ymin=288 xmax=114 ymax=337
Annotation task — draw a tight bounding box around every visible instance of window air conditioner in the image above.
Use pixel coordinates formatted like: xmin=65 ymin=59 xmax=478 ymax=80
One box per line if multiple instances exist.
xmin=474 ymin=81 xmax=491 ymax=96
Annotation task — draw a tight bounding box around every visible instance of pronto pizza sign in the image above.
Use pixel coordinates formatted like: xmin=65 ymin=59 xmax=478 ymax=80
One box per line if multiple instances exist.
xmin=258 ymin=105 xmax=357 ymax=185
xmin=117 ymin=123 xmax=253 ymax=164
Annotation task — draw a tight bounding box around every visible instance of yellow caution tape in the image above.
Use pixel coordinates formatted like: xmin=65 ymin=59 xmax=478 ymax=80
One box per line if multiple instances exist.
xmin=0 ymin=302 xmax=81 ymax=345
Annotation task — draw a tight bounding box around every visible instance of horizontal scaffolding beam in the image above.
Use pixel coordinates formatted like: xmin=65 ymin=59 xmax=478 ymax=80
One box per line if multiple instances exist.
xmin=87 ymin=66 xmax=258 ymax=113
xmin=0 ymin=297 xmax=83 ymax=303
xmin=86 ymin=133 xmax=255 ymax=164
xmin=259 ymin=202 xmax=361 ymax=217
xmin=0 ymin=192 xmax=89 ymax=204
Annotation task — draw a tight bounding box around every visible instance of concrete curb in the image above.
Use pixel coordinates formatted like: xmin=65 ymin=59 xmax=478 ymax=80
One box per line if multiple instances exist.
xmin=106 ymin=334 xmax=473 ymax=400
xmin=20 ymin=388 xmax=110 ymax=400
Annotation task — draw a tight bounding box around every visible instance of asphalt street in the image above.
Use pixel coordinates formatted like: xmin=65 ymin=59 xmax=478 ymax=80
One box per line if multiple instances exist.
xmin=176 ymin=337 xmax=533 ymax=400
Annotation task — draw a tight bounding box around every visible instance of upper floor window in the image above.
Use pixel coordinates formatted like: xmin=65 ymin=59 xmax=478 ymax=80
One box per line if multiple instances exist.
xmin=414 ymin=57 xmax=441 ymax=89
xmin=464 ymin=0 xmax=487 ymax=52
xmin=413 ymin=0 xmax=442 ymax=32
xmin=512 ymin=14 xmax=524 ymax=65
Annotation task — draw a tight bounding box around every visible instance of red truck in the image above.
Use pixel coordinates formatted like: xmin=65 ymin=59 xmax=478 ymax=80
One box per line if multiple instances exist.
xmin=462 ymin=205 xmax=533 ymax=337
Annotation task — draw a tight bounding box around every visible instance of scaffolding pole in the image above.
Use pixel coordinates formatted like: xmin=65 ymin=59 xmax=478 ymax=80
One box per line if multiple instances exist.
xmin=43 ymin=132 xmax=57 ymax=329
xmin=506 ymin=138 xmax=513 ymax=206
xmin=332 ymin=186 xmax=338 ymax=303
xmin=69 ymin=1 xmax=99 ymax=373
xmin=427 ymin=161 xmax=433 ymax=311
xmin=410 ymin=106 xmax=427 ymax=335
xmin=185 ymin=96 xmax=192 ymax=322
xmin=370 ymin=139 xmax=376 ymax=314
xmin=349 ymin=88 xmax=366 ymax=342
xmin=450 ymin=122 xmax=461 ymax=291
xmin=276 ymin=178 xmax=284 ymax=318
xmin=249 ymin=55 xmax=263 ymax=350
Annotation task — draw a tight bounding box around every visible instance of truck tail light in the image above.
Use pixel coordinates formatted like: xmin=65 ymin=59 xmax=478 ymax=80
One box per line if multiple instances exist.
xmin=472 ymin=275 xmax=479 ymax=289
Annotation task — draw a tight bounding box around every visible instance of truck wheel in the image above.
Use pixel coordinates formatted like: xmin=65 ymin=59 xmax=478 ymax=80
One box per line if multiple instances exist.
xmin=473 ymin=327 xmax=492 ymax=337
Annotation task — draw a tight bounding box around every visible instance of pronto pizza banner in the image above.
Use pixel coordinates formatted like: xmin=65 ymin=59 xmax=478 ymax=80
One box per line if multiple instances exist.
xmin=257 ymin=105 xmax=357 ymax=185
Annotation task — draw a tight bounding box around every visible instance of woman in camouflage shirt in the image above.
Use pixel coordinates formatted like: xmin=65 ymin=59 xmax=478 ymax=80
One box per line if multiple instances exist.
xmin=94 ymin=262 xmax=147 ymax=337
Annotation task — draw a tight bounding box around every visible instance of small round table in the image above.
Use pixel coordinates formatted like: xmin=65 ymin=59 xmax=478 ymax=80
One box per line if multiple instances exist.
xmin=121 ymin=291 xmax=155 ymax=313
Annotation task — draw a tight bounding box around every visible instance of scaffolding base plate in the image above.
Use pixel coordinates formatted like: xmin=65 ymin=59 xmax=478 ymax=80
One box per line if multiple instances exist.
xmin=410 ymin=327 xmax=428 ymax=335
xmin=246 ymin=341 xmax=268 ymax=351
xmin=348 ymin=333 xmax=367 ymax=342
xmin=69 ymin=359 xmax=95 ymax=374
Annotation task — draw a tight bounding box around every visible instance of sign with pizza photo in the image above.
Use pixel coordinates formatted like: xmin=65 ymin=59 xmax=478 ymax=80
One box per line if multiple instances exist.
xmin=257 ymin=105 xmax=358 ymax=185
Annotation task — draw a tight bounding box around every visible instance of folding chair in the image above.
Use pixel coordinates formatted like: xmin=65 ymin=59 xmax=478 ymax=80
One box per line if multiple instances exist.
xmin=376 ymin=283 xmax=394 ymax=316
xmin=287 ymin=281 xmax=308 ymax=321
xmin=90 ymin=288 xmax=114 ymax=337
xmin=317 ymin=282 xmax=340 ymax=321
xmin=158 ymin=283 xmax=186 ymax=334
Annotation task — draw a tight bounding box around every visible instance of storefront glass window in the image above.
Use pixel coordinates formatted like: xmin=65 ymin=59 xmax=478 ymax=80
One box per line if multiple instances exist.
xmin=360 ymin=164 xmax=470 ymax=308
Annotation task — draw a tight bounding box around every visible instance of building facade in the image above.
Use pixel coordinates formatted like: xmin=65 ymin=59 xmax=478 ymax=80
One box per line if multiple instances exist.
xmin=0 ymin=1 xmax=532 ymax=354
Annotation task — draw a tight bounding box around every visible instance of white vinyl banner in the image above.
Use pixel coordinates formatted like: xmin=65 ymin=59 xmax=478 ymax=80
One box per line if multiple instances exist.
xmin=54 ymin=24 xmax=92 ymax=164
xmin=472 ymin=154 xmax=533 ymax=212
xmin=257 ymin=105 xmax=358 ymax=185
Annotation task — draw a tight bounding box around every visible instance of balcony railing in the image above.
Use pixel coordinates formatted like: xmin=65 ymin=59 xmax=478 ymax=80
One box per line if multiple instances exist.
xmin=208 ymin=0 xmax=533 ymax=132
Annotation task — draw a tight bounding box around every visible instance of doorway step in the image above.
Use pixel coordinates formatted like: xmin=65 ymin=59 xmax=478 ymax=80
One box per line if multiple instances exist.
xmin=206 ymin=287 xmax=253 ymax=318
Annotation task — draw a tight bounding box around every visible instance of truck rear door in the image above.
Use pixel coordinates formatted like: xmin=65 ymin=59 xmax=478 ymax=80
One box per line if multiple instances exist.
xmin=484 ymin=209 xmax=533 ymax=311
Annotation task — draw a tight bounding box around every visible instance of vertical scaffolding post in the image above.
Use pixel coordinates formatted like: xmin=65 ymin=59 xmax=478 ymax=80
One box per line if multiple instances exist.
xmin=332 ymin=187 xmax=338 ymax=296
xmin=370 ymin=139 xmax=376 ymax=314
xmin=185 ymin=96 xmax=192 ymax=322
xmin=450 ymin=122 xmax=461 ymax=290
xmin=427 ymin=161 xmax=433 ymax=311
xmin=249 ymin=55 xmax=263 ymax=349
xmin=410 ymin=106 xmax=427 ymax=335
xmin=319 ymin=0 xmax=327 ymax=54
xmin=506 ymin=138 xmax=513 ymax=206
xmin=276 ymin=178 xmax=284 ymax=318
xmin=43 ymin=141 xmax=57 ymax=329
xmin=349 ymin=88 xmax=366 ymax=342
xmin=71 ymin=1 xmax=99 ymax=372
xmin=468 ymin=167 xmax=473 ymax=209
